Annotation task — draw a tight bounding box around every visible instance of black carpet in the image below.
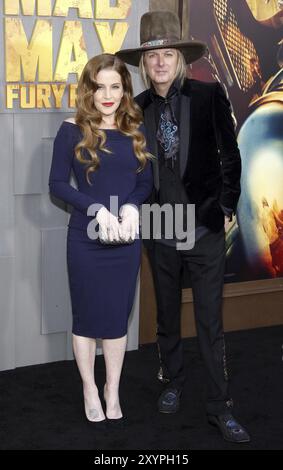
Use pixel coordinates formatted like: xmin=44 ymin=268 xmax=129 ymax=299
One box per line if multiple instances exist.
xmin=1 ymin=326 xmax=283 ymax=450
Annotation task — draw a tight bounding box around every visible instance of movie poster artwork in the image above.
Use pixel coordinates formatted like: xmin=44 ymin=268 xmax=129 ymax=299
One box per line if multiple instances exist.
xmin=189 ymin=0 xmax=283 ymax=282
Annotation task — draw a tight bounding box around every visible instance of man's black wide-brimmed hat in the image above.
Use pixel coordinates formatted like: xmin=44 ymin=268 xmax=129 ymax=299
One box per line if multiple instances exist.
xmin=116 ymin=10 xmax=207 ymax=66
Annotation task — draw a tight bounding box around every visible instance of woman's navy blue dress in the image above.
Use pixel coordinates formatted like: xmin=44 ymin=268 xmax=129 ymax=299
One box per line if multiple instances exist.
xmin=49 ymin=121 xmax=153 ymax=339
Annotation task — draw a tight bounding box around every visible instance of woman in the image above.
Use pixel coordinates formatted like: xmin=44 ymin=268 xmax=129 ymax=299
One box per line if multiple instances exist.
xmin=49 ymin=53 xmax=153 ymax=423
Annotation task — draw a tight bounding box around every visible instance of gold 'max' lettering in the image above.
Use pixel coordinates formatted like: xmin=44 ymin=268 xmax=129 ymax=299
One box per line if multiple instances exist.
xmin=5 ymin=18 xmax=53 ymax=81
xmin=94 ymin=21 xmax=129 ymax=54
xmin=54 ymin=20 xmax=88 ymax=81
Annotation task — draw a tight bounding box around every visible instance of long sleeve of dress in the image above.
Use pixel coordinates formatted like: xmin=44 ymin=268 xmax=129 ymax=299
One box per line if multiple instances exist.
xmin=125 ymin=160 xmax=153 ymax=207
xmin=49 ymin=123 xmax=102 ymax=215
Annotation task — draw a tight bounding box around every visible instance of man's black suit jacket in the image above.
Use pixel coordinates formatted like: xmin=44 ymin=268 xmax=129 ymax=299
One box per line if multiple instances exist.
xmin=135 ymin=78 xmax=242 ymax=239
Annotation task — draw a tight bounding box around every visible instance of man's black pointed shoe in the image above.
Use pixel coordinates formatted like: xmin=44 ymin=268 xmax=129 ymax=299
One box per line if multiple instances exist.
xmin=207 ymin=413 xmax=251 ymax=443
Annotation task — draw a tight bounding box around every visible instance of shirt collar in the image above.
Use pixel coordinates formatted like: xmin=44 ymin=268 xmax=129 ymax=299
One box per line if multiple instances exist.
xmin=149 ymin=79 xmax=182 ymax=102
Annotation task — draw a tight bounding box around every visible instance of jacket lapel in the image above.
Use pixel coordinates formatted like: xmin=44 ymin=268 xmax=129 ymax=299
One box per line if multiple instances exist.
xmin=179 ymin=94 xmax=191 ymax=179
xmin=144 ymin=102 xmax=160 ymax=191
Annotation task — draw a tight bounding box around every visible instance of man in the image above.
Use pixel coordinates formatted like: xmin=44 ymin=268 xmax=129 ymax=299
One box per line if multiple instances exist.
xmin=117 ymin=10 xmax=250 ymax=443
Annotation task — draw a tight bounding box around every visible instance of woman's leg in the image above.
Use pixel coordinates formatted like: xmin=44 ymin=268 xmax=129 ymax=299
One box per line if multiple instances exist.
xmin=102 ymin=335 xmax=127 ymax=419
xmin=72 ymin=333 xmax=105 ymax=422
